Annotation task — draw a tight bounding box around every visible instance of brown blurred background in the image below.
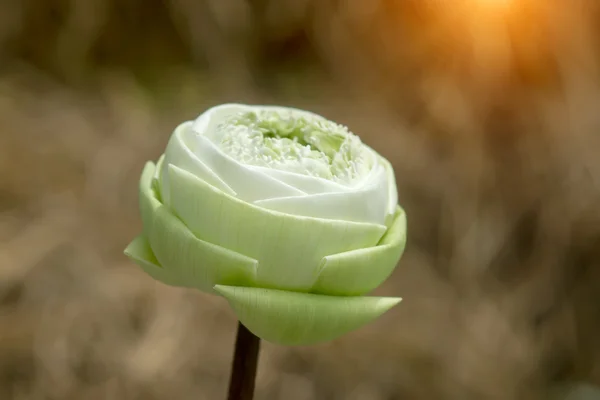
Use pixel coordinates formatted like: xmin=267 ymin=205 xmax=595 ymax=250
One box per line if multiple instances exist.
xmin=1 ymin=0 xmax=600 ymax=399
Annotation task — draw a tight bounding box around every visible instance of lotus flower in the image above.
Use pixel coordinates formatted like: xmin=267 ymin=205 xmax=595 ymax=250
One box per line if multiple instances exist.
xmin=125 ymin=104 xmax=407 ymax=345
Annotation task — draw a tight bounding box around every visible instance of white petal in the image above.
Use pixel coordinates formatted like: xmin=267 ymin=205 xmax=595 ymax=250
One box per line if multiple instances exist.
xmin=190 ymin=127 xmax=307 ymax=202
xmin=247 ymin=166 xmax=350 ymax=194
xmin=381 ymin=157 xmax=398 ymax=218
xmin=182 ymin=104 xmax=397 ymax=213
xmin=160 ymin=122 xmax=236 ymax=206
xmin=255 ymin=166 xmax=389 ymax=225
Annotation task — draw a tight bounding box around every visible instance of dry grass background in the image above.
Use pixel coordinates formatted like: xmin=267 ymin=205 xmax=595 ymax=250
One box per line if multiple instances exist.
xmin=1 ymin=0 xmax=600 ymax=399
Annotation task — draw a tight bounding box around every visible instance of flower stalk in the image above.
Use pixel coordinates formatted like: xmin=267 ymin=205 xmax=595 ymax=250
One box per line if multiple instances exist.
xmin=227 ymin=321 xmax=261 ymax=400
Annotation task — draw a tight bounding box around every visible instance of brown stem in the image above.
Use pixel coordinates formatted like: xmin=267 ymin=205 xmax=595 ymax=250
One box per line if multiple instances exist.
xmin=226 ymin=321 xmax=261 ymax=400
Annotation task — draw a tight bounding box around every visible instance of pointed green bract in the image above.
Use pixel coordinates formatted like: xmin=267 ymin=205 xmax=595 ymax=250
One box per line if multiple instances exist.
xmin=167 ymin=165 xmax=387 ymax=291
xmin=138 ymin=162 xmax=259 ymax=293
xmin=214 ymin=285 xmax=401 ymax=346
xmin=124 ymin=235 xmax=183 ymax=286
xmin=312 ymin=207 xmax=407 ymax=296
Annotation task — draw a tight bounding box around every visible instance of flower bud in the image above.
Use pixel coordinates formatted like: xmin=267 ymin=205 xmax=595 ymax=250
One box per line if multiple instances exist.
xmin=125 ymin=104 xmax=407 ymax=345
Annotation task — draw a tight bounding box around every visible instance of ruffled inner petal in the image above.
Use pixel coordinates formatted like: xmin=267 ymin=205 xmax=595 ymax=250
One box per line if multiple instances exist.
xmin=191 ymin=133 xmax=306 ymax=201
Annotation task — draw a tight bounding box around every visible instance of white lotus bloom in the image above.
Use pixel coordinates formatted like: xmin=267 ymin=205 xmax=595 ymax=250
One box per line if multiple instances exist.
xmin=125 ymin=104 xmax=407 ymax=345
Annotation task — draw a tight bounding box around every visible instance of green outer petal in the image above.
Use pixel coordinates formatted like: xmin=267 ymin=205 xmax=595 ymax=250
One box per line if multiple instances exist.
xmin=167 ymin=165 xmax=387 ymax=291
xmin=138 ymin=162 xmax=258 ymax=293
xmin=214 ymin=285 xmax=401 ymax=346
xmin=312 ymin=206 xmax=407 ymax=296
xmin=139 ymin=162 xmax=162 ymax=236
xmin=152 ymin=154 xmax=165 ymax=202
xmin=124 ymin=235 xmax=183 ymax=286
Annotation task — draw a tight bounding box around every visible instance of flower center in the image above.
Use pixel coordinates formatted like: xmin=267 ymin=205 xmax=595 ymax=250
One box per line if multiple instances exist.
xmin=210 ymin=110 xmax=373 ymax=185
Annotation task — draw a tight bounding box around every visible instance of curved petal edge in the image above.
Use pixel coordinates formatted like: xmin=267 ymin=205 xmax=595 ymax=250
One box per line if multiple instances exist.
xmin=214 ymin=285 xmax=401 ymax=346
xmin=124 ymin=235 xmax=184 ymax=286
xmin=311 ymin=206 xmax=407 ymax=296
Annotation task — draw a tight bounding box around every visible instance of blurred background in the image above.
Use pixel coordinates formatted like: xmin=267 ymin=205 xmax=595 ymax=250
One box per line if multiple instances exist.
xmin=1 ymin=0 xmax=600 ymax=399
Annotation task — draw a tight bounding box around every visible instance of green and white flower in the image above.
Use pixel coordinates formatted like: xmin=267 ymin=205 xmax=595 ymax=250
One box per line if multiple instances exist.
xmin=125 ymin=104 xmax=407 ymax=346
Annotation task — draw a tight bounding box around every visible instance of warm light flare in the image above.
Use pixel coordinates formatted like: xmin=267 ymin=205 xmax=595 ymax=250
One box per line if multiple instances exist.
xmin=468 ymin=0 xmax=515 ymax=14
xmin=479 ymin=0 xmax=512 ymax=6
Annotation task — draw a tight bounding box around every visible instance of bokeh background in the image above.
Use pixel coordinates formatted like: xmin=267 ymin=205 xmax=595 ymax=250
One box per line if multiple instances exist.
xmin=1 ymin=0 xmax=600 ymax=399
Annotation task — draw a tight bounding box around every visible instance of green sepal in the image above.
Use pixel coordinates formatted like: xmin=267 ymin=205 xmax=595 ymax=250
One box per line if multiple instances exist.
xmin=124 ymin=235 xmax=183 ymax=286
xmin=167 ymin=164 xmax=387 ymax=291
xmin=136 ymin=162 xmax=258 ymax=293
xmin=214 ymin=285 xmax=401 ymax=346
xmin=312 ymin=207 xmax=407 ymax=296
